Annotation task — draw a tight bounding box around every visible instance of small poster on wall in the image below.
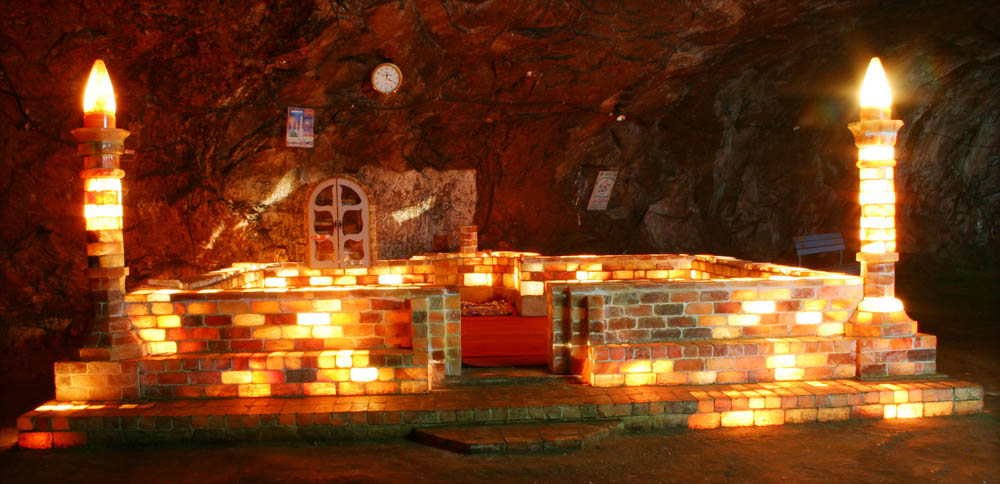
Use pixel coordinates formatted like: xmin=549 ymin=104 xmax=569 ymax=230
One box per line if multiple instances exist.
xmin=587 ymin=170 xmax=618 ymax=210
xmin=286 ymin=107 xmax=314 ymax=148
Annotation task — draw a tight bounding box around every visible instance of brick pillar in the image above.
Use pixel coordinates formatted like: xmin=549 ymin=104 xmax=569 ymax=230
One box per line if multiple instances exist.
xmin=460 ymin=225 xmax=477 ymax=255
xmin=846 ymin=110 xmax=931 ymax=378
xmin=71 ymin=126 xmax=143 ymax=362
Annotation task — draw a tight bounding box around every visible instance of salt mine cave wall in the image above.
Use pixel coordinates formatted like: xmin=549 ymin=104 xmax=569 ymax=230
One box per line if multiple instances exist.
xmin=0 ymin=0 xmax=998 ymax=383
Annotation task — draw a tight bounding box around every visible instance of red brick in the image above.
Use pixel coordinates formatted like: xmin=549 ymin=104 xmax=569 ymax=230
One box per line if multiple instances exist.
xmin=157 ymin=372 xmax=189 ymax=385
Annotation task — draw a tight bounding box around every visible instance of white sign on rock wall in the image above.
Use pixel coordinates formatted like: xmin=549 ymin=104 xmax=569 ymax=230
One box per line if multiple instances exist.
xmin=587 ymin=170 xmax=618 ymax=210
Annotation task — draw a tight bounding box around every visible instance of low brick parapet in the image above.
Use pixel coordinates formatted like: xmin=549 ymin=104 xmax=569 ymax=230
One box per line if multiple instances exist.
xmin=139 ymin=349 xmax=429 ymax=399
xmin=585 ymin=337 xmax=857 ymax=387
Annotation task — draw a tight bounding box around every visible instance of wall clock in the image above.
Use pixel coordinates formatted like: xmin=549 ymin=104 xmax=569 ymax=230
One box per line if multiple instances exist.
xmin=371 ymin=63 xmax=402 ymax=94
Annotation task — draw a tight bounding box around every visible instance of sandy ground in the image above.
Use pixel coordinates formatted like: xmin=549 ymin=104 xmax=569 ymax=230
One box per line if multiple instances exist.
xmin=0 ymin=255 xmax=997 ymax=484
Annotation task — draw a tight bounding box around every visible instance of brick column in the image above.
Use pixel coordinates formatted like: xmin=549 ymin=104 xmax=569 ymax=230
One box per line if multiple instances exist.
xmin=845 ymin=101 xmax=930 ymax=378
xmin=71 ymin=126 xmax=143 ymax=362
xmin=460 ymin=225 xmax=477 ymax=254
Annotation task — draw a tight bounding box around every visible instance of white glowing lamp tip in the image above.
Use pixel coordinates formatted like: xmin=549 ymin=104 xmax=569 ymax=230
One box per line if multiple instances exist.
xmin=83 ymin=59 xmax=116 ymax=115
xmin=860 ymin=57 xmax=891 ymax=109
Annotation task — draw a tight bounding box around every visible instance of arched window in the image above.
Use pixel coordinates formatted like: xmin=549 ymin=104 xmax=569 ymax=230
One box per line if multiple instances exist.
xmin=306 ymin=177 xmax=374 ymax=268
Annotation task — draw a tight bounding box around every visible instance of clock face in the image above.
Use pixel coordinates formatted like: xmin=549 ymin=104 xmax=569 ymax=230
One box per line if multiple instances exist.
xmin=371 ymin=63 xmax=402 ymax=94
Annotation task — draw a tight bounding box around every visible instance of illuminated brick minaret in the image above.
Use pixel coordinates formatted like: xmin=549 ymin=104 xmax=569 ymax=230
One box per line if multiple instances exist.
xmin=71 ymin=60 xmax=142 ymax=361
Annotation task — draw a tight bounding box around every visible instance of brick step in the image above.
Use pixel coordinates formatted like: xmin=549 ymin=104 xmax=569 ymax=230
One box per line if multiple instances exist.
xmin=443 ymin=367 xmax=578 ymax=387
xmin=412 ymin=421 xmax=621 ymax=454
xmin=139 ymin=349 xmax=428 ymax=399
xmin=586 ymin=337 xmax=859 ymax=387
xmin=17 ymin=378 xmax=983 ymax=449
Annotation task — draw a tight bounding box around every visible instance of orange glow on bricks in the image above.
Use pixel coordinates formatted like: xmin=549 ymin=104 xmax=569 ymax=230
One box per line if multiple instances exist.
xmin=238 ymin=383 xmax=271 ymax=397
xmin=264 ymin=277 xmax=288 ymax=287
xmin=147 ymin=341 xmax=177 ymax=355
xmin=297 ymin=312 xmax=331 ymax=325
xmin=221 ymin=371 xmax=252 ymax=384
xmin=350 ymin=367 xmax=378 ymax=382
xmin=379 ymin=274 xmax=404 ymax=285
xmin=721 ymin=410 xmax=754 ymax=427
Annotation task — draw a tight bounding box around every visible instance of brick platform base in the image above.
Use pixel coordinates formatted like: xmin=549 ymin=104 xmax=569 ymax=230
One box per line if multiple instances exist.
xmin=17 ymin=377 xmax=983 ymax=449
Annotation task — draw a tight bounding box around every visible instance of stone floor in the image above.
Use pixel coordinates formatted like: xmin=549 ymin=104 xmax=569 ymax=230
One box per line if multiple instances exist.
xmin=14 ymin=376 xmax=984 ymax=448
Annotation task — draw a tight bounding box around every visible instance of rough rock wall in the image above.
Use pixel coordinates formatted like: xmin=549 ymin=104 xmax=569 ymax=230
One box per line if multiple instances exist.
xmin=0 ymin=0 xmax=998 ymax=366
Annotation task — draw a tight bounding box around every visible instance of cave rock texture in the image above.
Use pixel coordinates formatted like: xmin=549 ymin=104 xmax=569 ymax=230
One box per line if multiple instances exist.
xmin=1 ymin=0 xmax=998 ymax=365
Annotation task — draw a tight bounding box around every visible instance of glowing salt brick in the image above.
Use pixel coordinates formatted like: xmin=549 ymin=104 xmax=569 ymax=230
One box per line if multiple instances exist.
xmin=729 ymin=314 xmax=760 ymax=326
xmin=771 ymin=340 xmax=790 ymax=354
xmin=893 ymin=390 xmax=908 ymax=403
xmin=221 ymin=371 xmax=252 ymax=384
xmin=817 ymin=407 xmax=850 ymax=422
xmin=759 ymin=289 xmax=791 ymax=300
xmin=378 ymin=367 xmax=395 ymax=382
xmin=147 ymin=341 xmax=177 ymax=355
xmin=311 ymin=325 xmax=341 ymax=338
xmin=858 ymin=297 xmax=904 ymax=313
xmin=801 ymin=300 xmax=826 ymax=312
xmin=308 ymin=299 xmax=344 ymax=314
xmin=883 ymin=404 xmax=897 ymax=419
xmin=625 ymin=373 xmax=654 ymax=386
xmin=743 ymin=300 xmax=775 ymax=314
xmin=18 ymin=432 xmax=53 ymax=450
xmin=303 ymin=382 xmax=337 ymax=396
xmin=652 ymin=360 xmax=674 ymax=373
xmin=748 ymin=397 xmax=765 ymax=409
xmin=238 ymin=383 xmax=271 ymax=397
xmin=720 ymin=410 xmax=754 ymax=427
xmin=712 ymin=327 xmax=740 ymax=339
xmin=592 ymin=374 xmax=625 ymax=387
xmin=575 ymin=271 xmax=589 ymax=281
xmin=754 ymin=409 xmax=785 ymax=426
xmin=317 ymin=369 xmax=350 ymax=382
xmin=187 ymin=302 xmax=217 ymax=314
xmin=795 ymin=311 xmax=822 ymax=325
xmin=155 ymin=315 xmax=180 ymax=328
xmin=350 ymin=367 xmax=378 ymax=382
xmin=521 ymin=281 xmax=544 ymax=296
xmin=766 ymin=355 xmax=795 ymax=368
xmin=125 ymin=304 xmax=149 ymax=316
xmin=463 ymin=273 xmax=490 ymax=286
xmin=329 ymin=313 xmax=360 ymax=325
xmin=138 ymin=328 xmax=165 ymax=341
xmin=85 ymin=217 xmax=121 ymax=230
xmin=264 ymin=277 xmax=287 ymax=288
xmin=785 ymin=408 xmax=817 ymax=424
xmin=348 ymin=352 xmax=371 ymax=368
xmin=309 ymin=276 xmax=333 ymax=286
xmin=621 ymin=360 xmax=652 ymax=373
xmin=86 ymin=177 xmax=122 ymax=192
xmin=333 ymin=276 xmax=357 ymax=285
xmin=281 ymin=326 xmax=310 ymax=339
xmin=252 ymin=327 xmax=281 ymax=340
xmin=688 ymin=371 xmax=717 ymax=385
xmin=688 ymin=413 xmax=721 ymax=429
xmin=150 ymin=302 xmax=173 ymax=315
xmin=297 ymin=312 xmax=331 ymax=326
xmin=273 ymin=268 xmax=299 ymax=277
xmin=818 ymin=322 xmax=844 ymax=337
xmin=730 ymin=289 xmax=758 ymax=301
xmin=379 ymin=274 xmax=404 ymax=285
xmin=774 ymin=368 xmax=804 ymax=381
xmin=233 ymin=314 xmax=265 ymax=326
xmin=252 ymin=370 xmax=283 ymax=384
xmin=521 ymin=262 xmax=543 ymax=273
xmin=797 ymin=352 xmax=828 ymax=367
xmin=336 ymin=350 xmax=354 ymax=368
